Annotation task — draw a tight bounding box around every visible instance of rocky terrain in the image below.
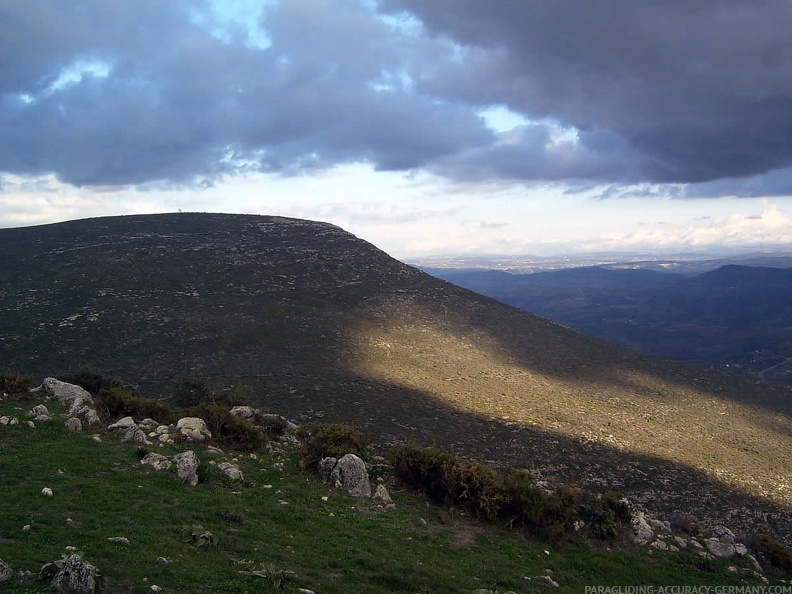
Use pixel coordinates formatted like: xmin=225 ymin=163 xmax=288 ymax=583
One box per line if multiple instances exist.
xmin=1 ymin=213 xmax=790 ymax=546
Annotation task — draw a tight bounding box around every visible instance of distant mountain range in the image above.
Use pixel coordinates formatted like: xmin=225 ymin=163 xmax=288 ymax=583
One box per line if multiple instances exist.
xmin=424 ymin=264 xmax=792 ymax=384
xmin=1 ymin=213 xmax=790 ymax=542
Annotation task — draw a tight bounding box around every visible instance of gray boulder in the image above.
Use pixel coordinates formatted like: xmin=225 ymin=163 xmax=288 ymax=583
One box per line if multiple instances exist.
xmin=0 ymin=558 xmax=14 ymax=582
xmin=631 ymin=512 xmax=655 ymax=546
xmin=217 ymin=462 xmax=244 ymax=481
xmin=64 ymin=417 xmax=83 ymax=432
xmin=329 ymin=454 xmax=371 ymax=497
xmin=141 ymin=453 xmax=172 ymax=471
xmin=30 ymin=404 xmax=51 ymax=422
xmin=173 ymin=451 xmax=200 ymax=486
xmin=373 ymin=484 xmax=393 ymax=504
xmin=176 ymin=417 xmax=211 ymax=442
xmin=39 ymin=378 xmax=94 ymax=416
xmin=317 ymin=457 xmax=338 ymax=483
xmin=51 ymin=554 xmax=98 ymax=593
xmin=704 ymin=537 xmax=736 ymax=558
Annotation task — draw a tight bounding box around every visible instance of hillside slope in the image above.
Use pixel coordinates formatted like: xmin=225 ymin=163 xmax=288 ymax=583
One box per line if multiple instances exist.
xmin=1 ymin=213 xmax=790 ymax=542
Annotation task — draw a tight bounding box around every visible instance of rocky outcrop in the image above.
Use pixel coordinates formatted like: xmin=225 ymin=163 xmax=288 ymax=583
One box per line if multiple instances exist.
xmin=51 ymin=554 xmax=98 ymax=593
xmin=631 ymin=511 xmax=655 ymax=546
xmin=33 ymin=378 xmax=101 ymax=430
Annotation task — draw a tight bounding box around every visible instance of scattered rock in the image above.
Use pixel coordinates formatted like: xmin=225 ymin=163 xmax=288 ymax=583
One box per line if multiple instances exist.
xmin=631 ymin=512 xmax=655 ymax=546
xmin=138 ymin=418 xmax=159 ymax=430
xmin=26 ymin=420 xmax=36 ymax=428
xmin=372 ymin=484 xmax=393 ymax=504
xmin=674 ymin=536 xmax=688 ymax=548
xmin=173 ymin=451 xmax=200 ymax=486
xmin=108 ymin=416 xmax=137 ymax=430
xmin=176 ymin=417 xmax=211 ymax=442
xmin=217 ymin=462 xmax=244 ymax=481
xmin=650 ymin=540 xmax=669 ymax=551
xmin=329 ymin=454 xmax=371 ymax=497
xmin=41 ymin=487 xmax=53 ymax=496
xmin=51 ymin=554 xmax=98 ymax=593
xmin=317 ymin=457 xmax=338 ymax=483
xmin=31 ymin=404 xmax=51 ymax=422
xmin=64 ymin=417 xmax=83 ymax=432
xmin=0 ymin=558 xmax=14 ymax=582
xmin=704 ymin=537 xmax=736 ymax=558
xmin=107 ymin=536 xmax=130 ymax=545
xmin=648 ymin=518 xmax=671 ymax=533
xmin=151 ymin=586 xmax=163 ymax=592
xmin=141 ymin=452 xmax=172 ymax=471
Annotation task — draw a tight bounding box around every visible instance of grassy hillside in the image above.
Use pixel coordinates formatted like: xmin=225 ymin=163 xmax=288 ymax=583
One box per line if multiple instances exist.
xmin=1 ymin=213 xmax=790 ymax=545
xmin=0 ymin=391 xmax=782 ymax=593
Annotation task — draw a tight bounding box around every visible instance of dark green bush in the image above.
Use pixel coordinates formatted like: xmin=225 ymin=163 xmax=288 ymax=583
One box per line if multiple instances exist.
xmin=297 ymin=423 xmax=369 ymax=469
xmin=171 ymin=375 xmax=213 ymax=408
xmin=0 ymin=371 xmax=33 ymax=395
xmin=58 ymin=364 xmax=123 ymax=395
xmin=186 ymin=403 xmax=264 ymax=452
xmin=579 ymin=492 xmax=618 ymax=539
xmin=96 ymin=387 xmax=177 ymax=424
xmin=389 ymin=444 xmax=590 ymax=544
xmin=752 ymin=534 xmax=792 ymax=575
xmin=389 ymin=444 xmax=504 ymax=520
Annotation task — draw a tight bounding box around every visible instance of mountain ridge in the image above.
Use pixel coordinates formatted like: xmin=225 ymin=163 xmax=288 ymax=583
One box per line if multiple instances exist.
xmin=1 ymin=213 xmax=790 ymax=544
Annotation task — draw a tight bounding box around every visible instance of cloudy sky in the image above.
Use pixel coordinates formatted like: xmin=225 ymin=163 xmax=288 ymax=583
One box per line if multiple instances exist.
xmin=2 ymin=0 xmax=792 ymax=258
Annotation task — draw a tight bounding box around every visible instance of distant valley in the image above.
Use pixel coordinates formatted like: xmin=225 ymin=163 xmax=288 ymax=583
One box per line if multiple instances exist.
xmin=423 ymin=262 xmax=792 ymax=384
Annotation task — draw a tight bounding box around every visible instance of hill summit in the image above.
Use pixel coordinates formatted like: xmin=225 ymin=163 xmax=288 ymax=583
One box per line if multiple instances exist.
xmin=1 ymin=213 xmax=790 ymax=543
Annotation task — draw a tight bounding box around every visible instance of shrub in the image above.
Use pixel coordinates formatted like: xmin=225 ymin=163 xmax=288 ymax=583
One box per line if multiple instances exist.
xmin=388 ymin=444 xmax=504 ymax=520
xmin=186 ymin=403 xmax=264 ymax=451
xmin=171 ymin=375 xmax=212 ymax=408
xmin=297 ymin=423 xmax=368 ymax=469
xmin=0 ymin=371 xmax=33 ymax=396
xmin=389 ymin=444 xmax=586 ymax=544
xmin=58 ymin=364 xmax=123 ymax=395
xmin=579 ymin=492 xmax=618 ymax=540
xmin=752 ymin=534 xmax=792 ymax=575
xmin=96 ymin=387 xmax=176 ymax=424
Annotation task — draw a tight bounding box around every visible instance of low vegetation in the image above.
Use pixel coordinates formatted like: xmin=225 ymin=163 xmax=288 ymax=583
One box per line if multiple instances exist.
xmin=388 ymin=444 xmax=630 ymax=545
xmin=1 ymin=374 xmax=789 ymax=592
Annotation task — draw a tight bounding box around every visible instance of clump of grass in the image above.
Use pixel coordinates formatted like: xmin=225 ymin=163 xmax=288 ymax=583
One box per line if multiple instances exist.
xmin=0 ymin=371 xmax=34 ymax=397
xmin=296 ymin=423 xmax=369 ymax=469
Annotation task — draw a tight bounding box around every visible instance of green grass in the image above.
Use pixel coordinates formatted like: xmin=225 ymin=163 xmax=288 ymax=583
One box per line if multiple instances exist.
xmin=0 ymin=395 xmax=781 ymax=593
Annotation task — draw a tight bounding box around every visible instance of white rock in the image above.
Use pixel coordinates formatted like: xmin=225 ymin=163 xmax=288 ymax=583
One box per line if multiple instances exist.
xmin=176 ymin=417 xmax=211 ymax=442
xmin=108 ymin=416 xmax=136 ymax=430
xmin=329 ymin=454 xmax=371 ymax=497
xmin=41 ymin=487 xmax=53 ymax=496
xmin=631 ymin=512 xmax=655 ymax=546
xmin=39 ymin=378 xmax=94 ymax=415
xmin=217 ymin=462 xmax=244 ymax=481
xmin=173 ymin=451 xmax=200 ymax=486
xmin=141 ymin=452 xmax=172 ymax=471
xmin=107 ymin=536 xmax=130 ymax=545
xmin=372 ymin=484 xmax=393 ymax=504
xmin=64 ymin=417 xmax=83 ymax=431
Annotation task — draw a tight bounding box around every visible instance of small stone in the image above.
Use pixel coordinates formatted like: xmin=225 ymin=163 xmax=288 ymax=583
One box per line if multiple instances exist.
xmin=41 ymin=487 xmax=53 ymax=496
xmin=156 ymin=557 xmax=169 ymax=564
xmin=107 ymin=536 xmax=130 ymax=545
xmin=650 ymin=540 xmax=669 ymax=551
xmin=64 ymin=417 xmax=83 ymax=431
xmin=22 ymin=524 xmax=31 ymax=531
xmin=0 ymin=558 xmax=14 ymax=582
xmin=26 ymin=421 xmax=36 ymax=428
xmin=151 ymin=586 xmax=163 ymax=592
xmin=372 ymin=484 xmax=393 ymax=504
xmin=66 ymin=518 xmax=76 ymax=526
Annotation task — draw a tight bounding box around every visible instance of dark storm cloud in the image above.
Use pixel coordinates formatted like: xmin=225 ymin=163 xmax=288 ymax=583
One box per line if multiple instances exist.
xmin=381 ymin=0 xmax=792 ymax=186
xmin=0 ymin=0 xmax=491 ymax=186
xmin=3 ymin=0 xmax=792 ymax=193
